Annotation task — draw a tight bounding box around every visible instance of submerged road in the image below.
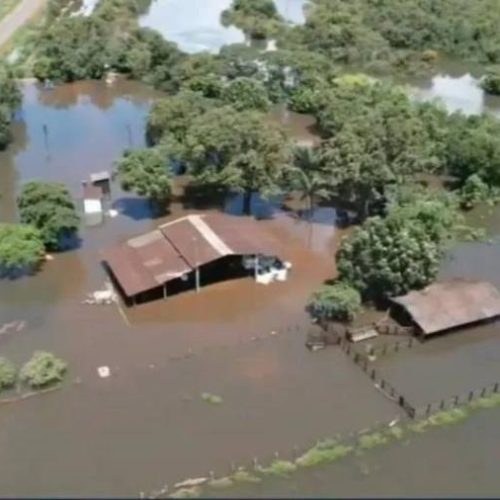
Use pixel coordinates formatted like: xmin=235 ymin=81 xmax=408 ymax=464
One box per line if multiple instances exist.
xmin=0 ymin=0 xmax=47 ymax=49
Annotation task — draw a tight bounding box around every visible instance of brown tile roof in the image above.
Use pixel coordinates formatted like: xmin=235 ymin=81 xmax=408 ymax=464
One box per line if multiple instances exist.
xmin=391 ymin=279 xmax=500 ymax=335
xmin=103 ymin=213 xmax=282 ymax=297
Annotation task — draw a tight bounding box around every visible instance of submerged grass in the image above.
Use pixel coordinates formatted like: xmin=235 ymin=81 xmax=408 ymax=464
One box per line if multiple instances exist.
xmin=169 ymin=391 xmax=500 ymax=499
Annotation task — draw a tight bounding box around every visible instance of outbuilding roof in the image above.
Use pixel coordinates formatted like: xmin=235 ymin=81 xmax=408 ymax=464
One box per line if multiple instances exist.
xmin=103 ymin=213 xmax=282 ymax=297
xmin=391 ymin=279 xmax=500 ymax=336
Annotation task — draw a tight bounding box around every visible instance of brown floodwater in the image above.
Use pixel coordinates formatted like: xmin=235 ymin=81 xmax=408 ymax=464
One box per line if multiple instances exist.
xmin=0 ymin=80 xmax=403 ymax=496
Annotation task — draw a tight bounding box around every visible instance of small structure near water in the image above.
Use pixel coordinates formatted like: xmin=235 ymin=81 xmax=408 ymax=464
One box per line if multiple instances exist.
xmin=390 ymin=279 xmax=500 ymax=338
xmin=82 ymin=181 xmax=104 ymax=226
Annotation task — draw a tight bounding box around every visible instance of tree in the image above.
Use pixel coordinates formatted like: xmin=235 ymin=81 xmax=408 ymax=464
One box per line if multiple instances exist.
xmin=0 ymin=68 xmax=21 ymax=150
xmin=221 ymin=0 xmax=283 ymax=39
xmin=286 ymin=146 xmax=328 ymax=217
xmin=18 ymin=182 xmax=80 ymax=251
xmin=20 ymin=351 xmax=67 ymax=389
xmin=337 ymin=216 xmax=442 ymax=302
xmin=116 ymin=147 xmax=173 ymax=208
xmin=182 ymin=106 xmax=291 ymax=214
xmin=222 ymin=77 xmax=270 ymax=111
xmin=308 ymin=282 xmax=362 ymax=322
xmin=0 ymin=106 xmax=12 ymax=150
xmin=0 ymin=357 xmax=17 ymax=391
xmin=481 ymin=67 xmax=500 ymax=95
xmin=0 ymin=224 xmax=45 ymax=276
xmin=146 ymin=91 xmax=210 ymax=145
xmin=459 ymin=174 xmax=491 ymax=209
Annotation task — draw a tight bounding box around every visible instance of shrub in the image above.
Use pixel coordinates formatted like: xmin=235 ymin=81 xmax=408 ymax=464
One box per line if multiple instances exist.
xmin=20 ymin=351 xmax=67 ymax=389
xmin=0 ymin=357 xmax=17 ymax=391
xmin=308 ymin=282 xmax=362 ymax=322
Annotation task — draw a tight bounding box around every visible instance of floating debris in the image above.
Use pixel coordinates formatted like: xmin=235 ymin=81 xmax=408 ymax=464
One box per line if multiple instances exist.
xmin=107 ymin=209 xmax=119 ymax=218
xmin=201 ymin=392 xmax=223 ymax=405
xmin=174 ymin=478 xmax=207 ymax=489
xmin=83 ymin=281 xmax=118 ymax=305
xmin=97 ymin=366 xmax=110 ymax=378
xmin=0 ymin=321 xmax=26 ymax=336
xmin=45 ymin=254 xmax=54 ymax=261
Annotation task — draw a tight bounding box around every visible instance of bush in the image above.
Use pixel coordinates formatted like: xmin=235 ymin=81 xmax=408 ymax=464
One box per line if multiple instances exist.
xmin=459 ymin=174 xmax=491 ymax=209
xmin=481 ymin=68 xmax=500 ymax=95
xmin=0 ymin=357 xmax=17 ymax=391
xmin=0 ymin=223 xmax=45 ymax=277
xmin=308 ymin=282 xmax=362 ymax=322
xmin=20 ymin=351 xmax=67 ymax=389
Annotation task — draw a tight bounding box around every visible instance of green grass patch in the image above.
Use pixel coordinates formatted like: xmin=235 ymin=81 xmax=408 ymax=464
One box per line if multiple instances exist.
xmin=427 ymin=408 xmax=469 ymax=427
xmin=201 ymin=392 xmax=223 ymax=405
xmin=469 ymin=393 xmax=500 ymax=410
xmin=231 ymin=468 xmax=261 ymax=484
xmin=358 ymin=432 xmax=389 ymax=450
xmin=0 ymin=0 xmax=20 ymax=21
xmin=257 ymin=459 xmax=297 ymax=477
xmin=295 ymin=443 xmax=353 ymax=468
xmin=169 ymin=486 xmax=202 ymax=498
xmin=207 ymin=477 xmax=234 ymax=489
xmin=386 ymin=425 xmax=404 ymax=440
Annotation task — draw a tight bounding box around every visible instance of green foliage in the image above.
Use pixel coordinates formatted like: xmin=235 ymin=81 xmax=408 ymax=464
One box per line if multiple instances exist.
xmin=337 ymin=216 xmax=442 ymax=301
xmin=147 ymin=91 xmax=211 ymax=146
xmin=221 ymin=0 xmax=283 ymax=39
xmin=18 ymin=182 xmax=80 ymax=251
xmin=459 ymin=174 xmax=491 ymax=209
xmin=231 ymin=469 xmax=261 ymax=484
xmin=20 ymin=351 xmax=67 ymax=389
xmin=116 ymin=147 xmax=172 ymax=204
xmin=222 ymin=77 xmax=270 ymax=111
xmin=257 ymin=460 xmax=297 ymax=477
xmin=182 ymin=106 xmax=291 ymax=209
xmin=295 ymin=441 xmax=353 ymax=467
xmin=0 ymin=224 xmax=45 ymax=276
xmin=358 ymin=432 xmax=389 ymax=450
xmin=481 ymin=67 xmax=500 ymax=95
xmin=0 ymin=67 xmax=21 ymax=150
xmin=308 ymin=282 xmax=362 ymax=322
xmin=0 ymin=357 xmax=17 ymax=392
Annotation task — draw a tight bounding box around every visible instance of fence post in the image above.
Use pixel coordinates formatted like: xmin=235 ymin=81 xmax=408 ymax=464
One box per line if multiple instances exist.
xmin=468 ymin=390 xmax=474 ymax=402
xmin=380 ymin=379 xmax=386 ymax=390
xmin=454 ymin=395 xmax=459 ymax=406
xmin=426 ymin=403 xmax=432 ymax=416
xmin=494 ymin=383 xmax=499 ymax=393
xmin=440 ymin=399 xmax=445 ymax=411
xmin=371 ymin=368 xmax=376 ymax=381
xmin=481 ymin=387 xmax=487 ymax=398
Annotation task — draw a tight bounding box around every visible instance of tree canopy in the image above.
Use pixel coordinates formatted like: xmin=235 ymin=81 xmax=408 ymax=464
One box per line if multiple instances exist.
xmin=222 ymin=77 xmax=270 ymax=111
xmin=0 ymin=224 xmax=45 ymax=277
xmin=17 ymin=182 xmax=80 ymax=251
xmin=308 ymin=282 xmax=362 ymax=322
xmin=116 ymin=147 xmax=173 ymax=206
xmin=0 ymin=68 xmax=21 ymax=150
xmin=221 ymin=0 xmax=283 ymax=39
xmin=0 ymin=357 xmax=16 ymax=392
xmin=181 ymin=106 xmax=291 ymax=213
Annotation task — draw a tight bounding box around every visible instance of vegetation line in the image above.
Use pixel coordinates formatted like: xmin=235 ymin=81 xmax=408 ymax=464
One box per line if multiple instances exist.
xmin=158 ymin=393 xmax=500 ymax=499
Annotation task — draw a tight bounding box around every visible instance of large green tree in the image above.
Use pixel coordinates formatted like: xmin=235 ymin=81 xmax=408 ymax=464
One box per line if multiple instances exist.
xmin=18 ymin=182 xmax=80 ymax=251
xmin=182 ymin=106 xmax=291 ymax=214
xmin=222 ymin=77 xmax=270 ymax=111
xmin=0 ymin=68 xmax=21 ymax=150
xmin=0 ymin=224 xmax=45 ymax=276
xmin=116 ymin=147 xmax=173 ymax=209
xmin=146 ymin=91 xmax=211 ymax=146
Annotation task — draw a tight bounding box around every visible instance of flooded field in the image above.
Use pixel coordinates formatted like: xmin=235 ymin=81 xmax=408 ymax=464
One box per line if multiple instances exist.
xmin=209 ymin=404 xmax=500 ymax=498
xmin=0 ymin=80 xmax=405 ymax=496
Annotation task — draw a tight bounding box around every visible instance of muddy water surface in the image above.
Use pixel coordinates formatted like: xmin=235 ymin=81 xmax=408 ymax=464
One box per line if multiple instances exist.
xmin=0 ymin=80 xmax=404 ymax=496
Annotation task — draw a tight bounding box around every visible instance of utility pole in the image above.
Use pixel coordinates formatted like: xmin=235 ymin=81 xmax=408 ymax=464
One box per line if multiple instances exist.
xmin=193 ymin=235 xmax=200 ymax=292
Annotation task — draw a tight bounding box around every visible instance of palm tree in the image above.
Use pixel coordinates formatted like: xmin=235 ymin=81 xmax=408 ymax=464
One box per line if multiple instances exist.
xmin=288 ymin=146 xmax=329 ymax=219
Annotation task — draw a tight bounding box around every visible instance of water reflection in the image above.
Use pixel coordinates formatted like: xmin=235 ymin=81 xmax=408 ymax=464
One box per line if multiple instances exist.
xmin=139 ymin=0 xmax=308 ymax=54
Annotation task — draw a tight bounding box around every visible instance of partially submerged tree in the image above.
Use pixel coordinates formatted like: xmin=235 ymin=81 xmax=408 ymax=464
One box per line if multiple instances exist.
xmin=481 ymin=67 xmax=500 ymax=95
xmin=20 ymin=351 xmax=67 ymax=389
xmin=182 ymin=106 xmax=292 ymax=214
xmin=286 ymin=146 xmax=328 ymax=217
xmin=0 ymin=68 xmax=22 ymax=150
xmin=308 ymin=282 xmax=362 ymax=322
xmin=116 ymin=147 xmax=173 ymax=209
xmin=18 ymin=182 xmax=80 ymax=251
xmin=0 ymin=357 xmax=17 ymax=392
xmin=0 ymin=224 xmax=45 ymax=277
xmin=146 ymin=91 xmax=210 ymax=146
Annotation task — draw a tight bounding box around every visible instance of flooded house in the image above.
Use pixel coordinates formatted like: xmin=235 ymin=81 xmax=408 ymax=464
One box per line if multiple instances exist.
xmin=102 ymin=213 xmax=286 ymax=305
xmin=390 ymin=279 xmax=500 ymax=338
